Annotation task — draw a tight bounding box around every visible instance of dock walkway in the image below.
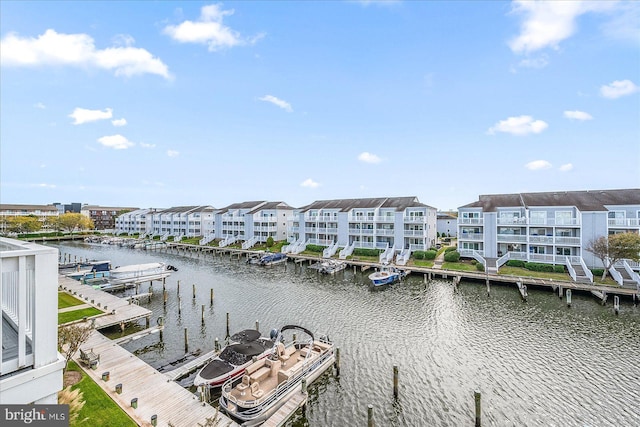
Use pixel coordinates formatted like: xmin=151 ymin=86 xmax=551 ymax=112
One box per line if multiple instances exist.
xmin=76 ymin=332 xmax=238 ymax=427
xmin=262 ymin=391 xmax=307 ymax=427
xmin=163 ymin=348 xmax=219 ymax=381
xmin=59 ymin=275 xmax=153 ymax=329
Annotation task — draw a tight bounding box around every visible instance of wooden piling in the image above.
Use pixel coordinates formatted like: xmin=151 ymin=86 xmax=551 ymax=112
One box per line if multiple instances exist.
xmin=177 ymin=280 xmax=181 ymax=295
xmin=566 ymin=289 xmax=572 ymax=307
xmin=178 ymin=295 xmax=182 ymax=316
xmin=192 ymin=284 xmax=196 ymax=299
xmin=367 ymin=404 xmax=374 ymax=427
xmin=215 ymin=337 xmax=220 ymax=352
xmin=255 ymin=320 xmax=260 ymax=332
xmin=226 ymin=312 xmax=230 ymax=339
xmin=474 ymin=390 xmax=481 ymax=427
xmin=486 ymin=279 xmax=490 ymax=297
xmin=614 ymin=295 xmax=620 ymax=315
xmin=201 ymin=305 xmax=205 ymax=323
xmin=184 ymin=328 xmax=189 ymax=353
xmin=393 ymin=365 xmax=399 ymax=399
xmin=335 ymin=347 xmax=341 ymax=376
xmin=163 ymin=290 xmax=168 ymax=306
xmin=210 ymin=288 xmax=214 ymax=305
xmin=558 ymin=286 xmax=563 ymax=298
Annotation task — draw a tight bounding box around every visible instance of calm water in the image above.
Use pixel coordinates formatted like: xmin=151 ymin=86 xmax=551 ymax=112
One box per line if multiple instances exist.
xmin=53 ymin=242 xmax=640 ymax=427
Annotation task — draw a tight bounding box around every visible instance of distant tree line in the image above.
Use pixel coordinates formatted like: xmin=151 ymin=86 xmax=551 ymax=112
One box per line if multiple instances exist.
xmin=1 ymin=213 xmax=94 ymax=234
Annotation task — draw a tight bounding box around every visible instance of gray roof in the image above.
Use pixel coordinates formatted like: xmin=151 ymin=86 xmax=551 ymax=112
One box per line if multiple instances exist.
xmin=246 ymin=201 xmax=293 ymax=215
xmin=156 ymin=205 xmax=215 ymax=214
xmin=217 ymin=201 xmax=267 ymax=214
xmin=0 ymin=204 xmax=59 ymax=212
xmin=459 ymin=189 xmax=640 ymax=212
xmin=298 ymin=196 xmax=433 ymax=213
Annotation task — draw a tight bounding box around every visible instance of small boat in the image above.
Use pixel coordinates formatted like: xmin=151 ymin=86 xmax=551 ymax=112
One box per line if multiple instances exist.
xmin=219 ymin=325 xmax=335 ymax=426
xmin=108 ymin=262 xmax=171 ymax=285
xmin=258 ymin=252 xmax=287 ymax=266
xmin=368 ymin=265 xmax=406 ymax=287
xmin=193 ymin=329 xmax=275 ymax=389
xmin=246 ymin=251 xmax=266 ymax=264
xmin=318 ymin=259 xmax=347 ymax=274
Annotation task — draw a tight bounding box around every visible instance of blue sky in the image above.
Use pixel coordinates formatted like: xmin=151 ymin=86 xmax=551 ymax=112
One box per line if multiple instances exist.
xmin=1 ymin=1 xmax=638 ymax=211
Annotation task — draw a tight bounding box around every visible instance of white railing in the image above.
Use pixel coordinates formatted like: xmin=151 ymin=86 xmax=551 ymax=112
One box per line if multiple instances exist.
xmin=242 ymin=236 xmax=259 ymax=250
xmin=458 ymin=218 xmax=483 ymax=225
xmin=160 ymin=231 xmax=171 ymax=241
xmin=218 ymin=235 xmax=238 ymax=248
xmin=496 ymin=234 xmax=528 ymax=243
xmin=529 ymin=236 xmax=554 ymax=244
xmin=339 ymin=242 xmax=355 ymax=259
xmin=566 ymin=259 xmax=577 ymax=281
xmin=622 ymin=260 xmax=640 ymax=285
xmin=554 ymin=236 xmax=580 ymax=245
xmin=291 ymin=239 xmax=308 ymax=255
xmin=578 ymin=257 xmax=593 ymax=283
xmin=282 ymin=238 xmax=303 ymax=254
xmin=496 ymin=252 xmax=511 ymax=268
xmin=403 ymin=229 xmax=424 ymax=237
xmin=459 ymin=233 xmax=484 ymax=241
xmin=323 ymin=241 xmax=340 ymax=258
xmin=459 ymin=249 xmax=485 ymax=258
xmin=409 ymin=243 xmax=427 ymax=252
xmin=608 ymin=218 xmax=640 ymax=227
xmin=377 ymin=229 xmax=395 ymax=236
xmin=199 ymin=233 xmax=216 ymax=245
xmin=174 ymin=234 xmax=184 ymax=243
xmin=528 ymin=254 xmax=556 ymax=263
xmin=379 ymin=244 xmax=391 ymax=263
xmin=608 ymin=265 xmax=623 ymax=286
xmin=396 ymin=247 xmax=411 ymax=266
xmin=403 ymin=216 xmax=426 ymax=223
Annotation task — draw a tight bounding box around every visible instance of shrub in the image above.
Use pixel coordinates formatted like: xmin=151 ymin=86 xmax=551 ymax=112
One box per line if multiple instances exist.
xmin=266 ymin=236 xmax=274 ymax=247
xmin=591 ymin=268 xmax=605 ymax=277
xmin=413 ymin=251 xmax=426 ymax=260
xmin=506 ymin=260 xmax=526 ymax=268
xmin=424 ymin=250 xmax=437 ymax=260
xmin=444 ymin=251 xmax=460 ymax=262
xmin=444 ymin=246 xmax=457 ymax=253
xmin=353 ymin=248 xmax=382 ymax=257
xmin=524 ymin=262 xmax=555 ymax=272
xmin=305 ymin=244 xmax=325 ymax=253
xmin=476 ymin=263 xmax=485 ymax=272
xmin=554 ymin=265 xmax=566 ymax=274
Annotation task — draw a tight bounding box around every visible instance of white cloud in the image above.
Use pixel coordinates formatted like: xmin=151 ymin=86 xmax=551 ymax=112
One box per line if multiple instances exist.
xmin=112 ymin=118 xmax=127 ymax=127
xmin=163 ymin=4 xmax=257 ymax=51
xmin=140 ymin=142 xmax=156 ymax=149
xmin=32 ymin=183 xmax=56 ymax=188
xmin=259 ymin=95 xmax=293 ymax=112
xmin=508 ymin=1 xmax=615 ymax=54
xmin=600 ymin=79 xmax=639 ymax=99
xmin=357 ymin=152 xmax=382 ymax=164
xmin=0 ymin=29 xmax=170 ymax=79
xmin=487 ymin=115 xmax=548 ymax=136
xmin=97 ymin=134 xmax=134 ymax=149
xmin=69 ymin=107 xmax=112 ymax=125
xmin=563 ymin=110 xmax=593 ymax=121
xmin=525 ymin=160 xmax=552 ymax=171
xmin=300 ymin=178 xmax=320 ymax=188
xmin=167 ymin=150 xmax=180 ymax=157
xmin=559 ymin=163 xmax=573 ymax=172
xmin=35 ymin=102 xmax=46 ymax=109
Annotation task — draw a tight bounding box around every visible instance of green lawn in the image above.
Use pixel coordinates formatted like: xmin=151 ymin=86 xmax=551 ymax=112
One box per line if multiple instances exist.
xmin=59 ymin=308 xmax=103 ymax=325
xmin=66 ymin=361 xmax=137 ymax=427
xmin=59 ymin=292 xmax=85 ymax=309
xmin=442 ymin=262 xmax=479 ymax=272
xmin=410 ymin=260 xmax=435 ymax=268
xmin=497 ymin=266 xmax=571 ymax=281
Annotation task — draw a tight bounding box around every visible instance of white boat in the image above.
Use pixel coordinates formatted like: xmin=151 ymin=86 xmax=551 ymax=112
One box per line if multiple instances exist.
xmin=368 ymin=264 xmax=406 ymax=287
xmin=219 ymin=325 xmax=335 ymax=426
xmin=108 ymin=262 xmax=171 ymax=285
xmin=318 ymin=259 xmax=347 ymax=275
xmin=258 ymin=252 xmax=287 ymax=266
xmin=193 ymin=329 xmax=275 ymax=389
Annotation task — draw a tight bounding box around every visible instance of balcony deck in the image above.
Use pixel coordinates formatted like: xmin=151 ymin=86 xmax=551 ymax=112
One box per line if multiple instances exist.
xmin=2 ymin=316 xmax=31 ymax=363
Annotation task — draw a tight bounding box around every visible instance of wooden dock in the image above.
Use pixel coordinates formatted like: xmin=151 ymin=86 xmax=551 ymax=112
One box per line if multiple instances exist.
xmin=59 ymin=275 xmax=153 ymax=330
xmin=262 ymin=391 xmax=307 ymax=427
xmin=76 ymin=331 xmax=238 ymax=427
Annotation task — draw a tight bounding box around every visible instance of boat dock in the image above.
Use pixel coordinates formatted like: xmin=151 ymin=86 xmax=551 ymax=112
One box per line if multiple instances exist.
xmin=163 ymin=348 xmax=219 ymax=381
xmin=263 ymin=390 xmax=307 ymax=427
xmin=76 ymin=331 xmax=238 ymax=427
xmin=59 ymin=275 xmax=154 ymax=329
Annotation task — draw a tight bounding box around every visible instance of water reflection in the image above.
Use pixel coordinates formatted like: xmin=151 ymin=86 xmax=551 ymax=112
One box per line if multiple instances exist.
xmin=54 ymin=242 xmax=640 ymax=426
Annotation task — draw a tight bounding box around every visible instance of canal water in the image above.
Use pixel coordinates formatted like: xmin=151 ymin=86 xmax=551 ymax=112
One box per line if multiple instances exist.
xmin=53 ymin=242 xmax=640 ymax=427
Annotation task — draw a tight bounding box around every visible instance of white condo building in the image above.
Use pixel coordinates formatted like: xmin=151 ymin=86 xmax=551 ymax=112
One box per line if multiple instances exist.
xmin=287 ymin=197 xmax=437 ymax=261
xmin=214 ymin=201 xmax=293 ymax=248
xmin=0 ymin=238 xmax=65 ymax=404
xmin=114 ymin=208 xmax=158 ymax=235
xmin=150 ymin=206 xmax=216 ymax=241
xmin=457 ymin=189 xmax=640 ymax=287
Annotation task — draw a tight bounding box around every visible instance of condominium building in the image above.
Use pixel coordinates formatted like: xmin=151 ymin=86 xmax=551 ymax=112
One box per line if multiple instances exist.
xmin=288 ymin=196 xmax=437 ymax=255
xmin=457 ymin=189 xmax=640 ymax=284
xmin=0 ymin=238 xmax=65 ymax=404
xmin=437 ymin=212 xmax=458 ymax=238
xmin=214 ymin=201 xmax=293 ymax=247
xmin=114 ymin=208 xmax=159 ymax=235
xmin=81 ymin=205 xmax=138 ymax=231
xmin=0 ymin=204 xmax=60 ymax=233
xmin=149 ymin=206 xmax=216 ymax=240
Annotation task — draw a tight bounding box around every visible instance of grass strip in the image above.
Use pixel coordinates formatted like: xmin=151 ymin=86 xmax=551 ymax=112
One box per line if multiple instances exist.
xmin=59 ymin=307 xmax=103 ymax=325
xmin=59 ymin=292 xmax=85 ymax=309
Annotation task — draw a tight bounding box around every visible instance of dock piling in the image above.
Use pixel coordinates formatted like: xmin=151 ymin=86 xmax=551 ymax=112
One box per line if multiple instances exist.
xmin=255 ymin=320 xmax=259 ymax=332
xmin=193 ymin=284 xmax=196 ymax=299
xmin=393 ymin=365 xmax=399 ymax=399
xmin=614 ymin=295 xmax=620 ymax=315
xmin=178 ymin=295 xmax=182 ymax=316
xmin=566 ymin=289 xmax=572 ymax=307
xmin=215 ymin=337 xmax=220 ymax=352
xmin=210 ymin=288 xmax=214 ymax=305
xmin=177 ymin=280 xmax=180 ymax=295
xmin=226 ymin=312 xmax=230 ymax=339
xmin=335 ymin=347 xmax=341 ymax=376
xmin=367 ymin=404 xmax=374 ymax=427
xmin=201 ymin=305 xmax=205 ymax=324
xmin=474 ymin=391 xmax=481 ymax=427
xmin=184 ymin=328 xmax=189 ymax=353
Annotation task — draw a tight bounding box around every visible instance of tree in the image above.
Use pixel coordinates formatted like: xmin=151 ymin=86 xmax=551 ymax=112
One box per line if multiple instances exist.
xmin=57 ymin=213 xmax=94 ymax=232
xmin=266 ymin=236 xmax=274 ymax=247
xmin=6 ymin=216 xmax=42 ymax=233
xmin=586 ymin=233 xmax=640 ymax=280
xmin=58 ymin=324 xmax=93 ymax=372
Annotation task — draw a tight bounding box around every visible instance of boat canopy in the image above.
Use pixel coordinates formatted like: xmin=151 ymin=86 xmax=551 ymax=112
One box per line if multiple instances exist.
xmin=279 ymin=324 xmax=314 ymax=342
xmin=219 ymin=341 xmax=274 ymax=366
xmin=230 ymin=329 xmax=261 ymax=343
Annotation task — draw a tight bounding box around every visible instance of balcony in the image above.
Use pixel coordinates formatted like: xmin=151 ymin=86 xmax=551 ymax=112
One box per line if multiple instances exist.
xmin=403 ymin=230 xmax=425 ymax=237
xmin=1 ymin=238 xmax=64 ymax=404
xmin=608 ymin=218 xmax=640 ymax=227
xmin=349 ymin=228 xmax=374 ymax=235
xmin=555 ymin=236 xmax=580 ymax=245
xmin=459 ymin=218 xmax=484 ymax=225
xmin=496 ymin=234 xmax=528 ymax=243
xmin=403 ymin=216 xmax=426 ymax=223
xmin=459 ymin=233 xmax=484 ymax=241
xmin=376 ymin=229 xmax=395 ymax=236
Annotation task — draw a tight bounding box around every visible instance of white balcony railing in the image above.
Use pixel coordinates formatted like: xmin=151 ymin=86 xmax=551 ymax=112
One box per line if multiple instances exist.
xmin=496 ymin=234 xmax=528 ymax=243
xmin=608 ymin=218 xmax=640 ymax=227
xmin=459 ymin=233 xmax=484 ymax=241
xmin=458 ymin=218 xmax=484 ymax=225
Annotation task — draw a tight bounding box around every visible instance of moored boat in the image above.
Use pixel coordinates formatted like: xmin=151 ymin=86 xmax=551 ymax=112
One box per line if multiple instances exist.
xmin=318 ymin=259 xmax=347 ymax=274
xmin=258 ymin=252 xmax=287 ymax=266
xmin=368 ymin=264 xmax=406 ymax=287
xmin=219 ymin=325 xmax=335 ymax=426
xmin=193 ymin=329 xmax=275 ymax=389
xmin=108 ymin=262 xmax=171 ymax=285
